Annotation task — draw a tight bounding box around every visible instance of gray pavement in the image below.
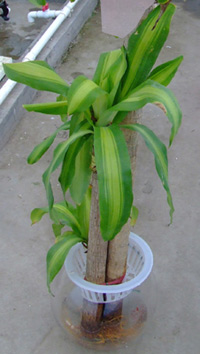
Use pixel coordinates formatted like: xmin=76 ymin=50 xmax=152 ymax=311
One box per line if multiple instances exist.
xmin=0 ymin=0 xmax=65 ymax=59
xmin=1 ymin=1 xmax=200 ymax=353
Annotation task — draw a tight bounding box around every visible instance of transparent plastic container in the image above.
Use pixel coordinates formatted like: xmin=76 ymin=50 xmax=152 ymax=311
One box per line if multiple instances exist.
xmin=51 ymin=233 xmax=155 ymax=350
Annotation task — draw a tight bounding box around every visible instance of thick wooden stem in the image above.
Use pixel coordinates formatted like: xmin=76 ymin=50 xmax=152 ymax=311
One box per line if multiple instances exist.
xmin=106 ymin=110 xmax=141 ymax=281
xmin=81 ymin=173 xmax=108 ymax=334
xmin=104 ymin=111 xmax=141 ymax=322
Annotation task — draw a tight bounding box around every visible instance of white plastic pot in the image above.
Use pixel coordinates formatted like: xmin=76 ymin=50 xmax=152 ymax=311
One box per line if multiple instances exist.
xmin=51 ymin=232 xmax=154 ymax=348
xmin=65 ymin=232 xmax=153 ymax=303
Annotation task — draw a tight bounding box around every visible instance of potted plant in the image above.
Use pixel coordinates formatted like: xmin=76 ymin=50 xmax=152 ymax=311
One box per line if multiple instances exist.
xmin=3 ymin=0 xmax=183 ymax=346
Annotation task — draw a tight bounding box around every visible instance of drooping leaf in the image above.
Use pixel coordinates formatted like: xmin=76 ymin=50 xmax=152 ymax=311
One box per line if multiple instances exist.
xmin=120 ymin=4 xmax=176 ymax=97
xmin=27 ymin=121 xmax=70 ymax=164
xmin=70 ymin=135 xmax=93 ymax=205
xmin=122 ymin=123 xmax=174 ymax=222
xmin=30 ymin=207 xmax=48 ymax=225
xmin=94 ymin=125 xmax=133 ymax=241
xmin=148 ymin=56 xmax=183 ymax=86
xmin=111 ymin=79 xmax=182 ymax=145
xmin=23 ymin=101 xmax=68 ymax=115
xmin=67 ymin=75 xmax=106 ymax=115
xmin=59 ymin=121 xmax=91 ymax=195
xmin=52 ymin=223 xmax=65 ymax=237
xmin=46 ymin=233 xmax=82 ymax=293
xmin=42 ymin=129 xmax=93 ymax=209
xmin=52 ymin=203 xmax=81 ymax=236
xmin=3 ymin=61 xmax=69 ymax=96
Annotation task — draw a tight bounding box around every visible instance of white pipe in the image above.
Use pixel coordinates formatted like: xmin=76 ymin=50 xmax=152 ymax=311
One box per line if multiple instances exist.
xmin=0 ymin=0 xmax=80 ymax=105
xmin=27 ymin=9 xmax=62 ymax=23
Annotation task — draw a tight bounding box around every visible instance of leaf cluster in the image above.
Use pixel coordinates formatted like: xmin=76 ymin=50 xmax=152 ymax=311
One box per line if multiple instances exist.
xmin=3 ymin=4 xmax=183 ymax=290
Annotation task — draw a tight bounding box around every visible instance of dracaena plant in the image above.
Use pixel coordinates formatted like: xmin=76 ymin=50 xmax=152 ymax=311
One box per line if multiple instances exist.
xmin=3 ymin=3 xmax=183 ymax=292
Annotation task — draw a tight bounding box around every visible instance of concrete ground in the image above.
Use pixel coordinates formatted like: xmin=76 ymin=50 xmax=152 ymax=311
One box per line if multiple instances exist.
xmin=1 ymin=1 xmax=200 ymax=353
xmin=0 ymin=0 xmax=65 ymax=59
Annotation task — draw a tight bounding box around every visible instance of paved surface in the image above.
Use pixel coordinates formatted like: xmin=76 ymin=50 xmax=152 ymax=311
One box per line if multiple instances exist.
xmin=0 ymin=0 xmax=65 ymax=59
xmin=1 ymin=1 xmax=200 ymax=353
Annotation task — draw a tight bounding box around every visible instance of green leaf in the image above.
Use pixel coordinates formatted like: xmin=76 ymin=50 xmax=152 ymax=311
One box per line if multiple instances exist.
xmin=111 ymin=79 xmax=182 ymax=145
xmin=28 ymin=0 xmax=46 ymax=6
xmin=76 ymin=186 xmax=91 ymax=240
xmin=157 ymin=0 xmax=169 ymax=4
xmin=42 ymin=129 xmax=93 ymax=209
xmin=59 ymin=121 xmax=91 ymax=195
xmin=93 ymin=47 xmax=127 ymax=96
xmin=130 ymin=206 xmax=139 ymax=226
xmin=56 ymin=95 xmax=68 ymax=122
xmin=52 ymin=203 xmax=81 ymax=236
xmin=27 ymin=121 xmax=70 ymax=164
xmin=3 ymin=61 xmax=69 ymax=96
xmin=67 ymin=76 xmax=106 ymax=115
xmin=120 ymin=4 xmax=176 ymax=97
xmin=52 ymin=223 xmax=65 ymax=237
xmin=46 ymin=233 xmax=82 ymax=293
xmin=23 ymin=101 xmax=68 ymax=115
xmin=93 ymin=48 xmax=127 ymax=117
xmin=148 ymin=56 xmax=183 ymax=86
xmin=94 ymin=125 xmax=133 ymax=241
xmin=70 ymin=135 xmax=93 ymax=204
xmin=122 ymin=123 xmax=174 ymax=222
xmin=30 ymin=207 xmax=48 ymax=225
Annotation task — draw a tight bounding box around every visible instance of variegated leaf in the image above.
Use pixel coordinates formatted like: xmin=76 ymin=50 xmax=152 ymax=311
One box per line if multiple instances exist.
xmin=23 ymin=101 xmax=68 ymax=115
xmin=46 ymin=233 xmax=82 ymax=293
xmin=120 ymin=4 xmax=176 ymax=97
xmin=122 ymin=123 xmax=174 ymax=222
xmin=42 ymin=129 xmax=93 ymax=209
xmin=148 ymin=56 xmax=183 ymax=86
xmin=27 ymin=121 xmax=70 ymax=164
xmin=69 ymin=135 xmax=93 ymax=204
xmin=111 ymin=79 xmax=182 ymax=145
xmin=3 ymin=61 xmax=69 ymax=95
xmin=94 ymin=125 xmax=133 ymax=241
xmin=67 ymin=76 xmax=106 ymax=115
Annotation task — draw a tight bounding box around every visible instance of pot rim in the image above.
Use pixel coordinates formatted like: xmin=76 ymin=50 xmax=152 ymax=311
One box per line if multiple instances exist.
xmin=65 ymin=232 xmax=153 ymax=294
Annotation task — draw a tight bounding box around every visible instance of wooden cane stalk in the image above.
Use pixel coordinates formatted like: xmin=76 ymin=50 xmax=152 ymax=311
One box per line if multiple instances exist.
xmin=81 ymin=173 xmax=108 ymax=334
xmin=103 ymin=110 xmax=142 ymax=323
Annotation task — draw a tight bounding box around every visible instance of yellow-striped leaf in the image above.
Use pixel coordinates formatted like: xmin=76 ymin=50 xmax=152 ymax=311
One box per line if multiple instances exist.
xmin=3 ymin=61 xmax=69 ymax=95
xmin=67 ymin=76 xmax=106 ymax=115
xmin=23 ymin=101 xmax=68 ymax=115
xmin=42 ymin=130 xmax=93 ymax=209
xmin=120 ymin=4 xmax=176 ymax=98
xmin=46 ymin=233 xmax=82 ymax=293
xmin=52 ymin=203 xmax=82 ymax=236
xmin=111 ymin=79 xmax=182 ymax=145
xmin=122 ymin=123 xmax=174 ymax=222
xmin=148 ymin=56 xmax=183 ymax=86
xmin=69 ymin=135 xmax=93 ymax=204
xmin=59 ymin=121 xmax=91 ymax=195
xmin=93 ymin=48 xmax=127 ymax=96
xmin=94 ymin=125 xmax=133 ymax=241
